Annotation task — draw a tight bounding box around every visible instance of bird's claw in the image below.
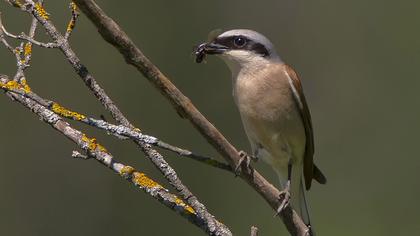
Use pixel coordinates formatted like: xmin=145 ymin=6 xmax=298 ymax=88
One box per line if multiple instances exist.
xmin=234 ymin=150 xmax=257 ymax=176
xmin=274 ymin=182 xmax=291 ymax=216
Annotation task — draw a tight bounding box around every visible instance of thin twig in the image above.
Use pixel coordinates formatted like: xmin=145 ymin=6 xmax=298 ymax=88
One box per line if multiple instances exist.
xmin=250 ymin=226 xmax=259 ymax=236
xmin=0 ymin=6 xmax=54 ymax=82
xmin=71 ymin=150 xmax=90 ymax=159
xmin=2 ymin=30 xmax=58 ymax=48
xmin=0 ymin=14 xmax=22 ymax=63
xmin=65 ymin=2 xmax=79 ymax=40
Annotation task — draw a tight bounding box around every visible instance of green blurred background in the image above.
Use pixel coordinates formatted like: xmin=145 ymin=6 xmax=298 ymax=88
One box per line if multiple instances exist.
xmin=1 ymin=0 xmax=419 ymax=235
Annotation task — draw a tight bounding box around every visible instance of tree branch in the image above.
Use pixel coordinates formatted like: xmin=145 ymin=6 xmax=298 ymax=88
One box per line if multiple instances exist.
xmin=0 ymin=82 xmax=232 ymax=172
xmin=71 ymin=0 xmax=310 ymax=235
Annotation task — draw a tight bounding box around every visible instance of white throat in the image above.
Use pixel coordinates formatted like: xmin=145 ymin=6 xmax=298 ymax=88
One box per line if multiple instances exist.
xmin=220 ymin=50 xmax=281 ymax=81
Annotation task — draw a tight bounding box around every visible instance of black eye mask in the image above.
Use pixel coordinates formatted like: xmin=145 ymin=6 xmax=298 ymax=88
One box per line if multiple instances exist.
xmin=194 ymin=35 xmax=270 ymax=63
xmin=213 ymin=36 xmax=270 ymax=57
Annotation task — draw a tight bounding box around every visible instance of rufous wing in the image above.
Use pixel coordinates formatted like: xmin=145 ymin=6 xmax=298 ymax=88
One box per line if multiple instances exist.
xmin=284 ymin=64 xmax=326 ymax=190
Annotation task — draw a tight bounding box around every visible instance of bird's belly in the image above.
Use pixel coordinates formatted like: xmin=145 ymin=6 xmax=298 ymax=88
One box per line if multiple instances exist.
xmin=240 ymin=107 xmax=306 ymax=167
xmin=234 ymin=69 xmax=306 ymax=169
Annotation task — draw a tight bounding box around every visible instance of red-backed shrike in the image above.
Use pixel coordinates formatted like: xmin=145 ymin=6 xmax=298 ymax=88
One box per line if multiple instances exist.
xmin=195 ymin=29 xmax=326 ymax=231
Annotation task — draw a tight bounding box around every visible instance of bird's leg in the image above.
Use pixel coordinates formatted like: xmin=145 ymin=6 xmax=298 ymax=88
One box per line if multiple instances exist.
xmin=275 ymin=162 xmax=292 ymax=216
xmin=307 ymin=224 xmax=314 ymax=236
xmin=234 ymin=150 xmax=258 ymax=176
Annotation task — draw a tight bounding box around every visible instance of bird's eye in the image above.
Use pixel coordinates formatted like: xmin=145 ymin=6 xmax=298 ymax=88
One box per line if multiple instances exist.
xmin=233 ymin=36 xmax=247 ymax=48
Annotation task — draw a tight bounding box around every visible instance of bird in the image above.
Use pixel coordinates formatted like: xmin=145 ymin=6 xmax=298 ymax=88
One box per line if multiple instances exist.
xmin=194 ymin=29 xmax=327 ymax=230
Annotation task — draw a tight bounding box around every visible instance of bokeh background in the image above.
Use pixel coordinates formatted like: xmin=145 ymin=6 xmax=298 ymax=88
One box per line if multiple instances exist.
xmin=1 ymin=0 xmax=419 ymax=235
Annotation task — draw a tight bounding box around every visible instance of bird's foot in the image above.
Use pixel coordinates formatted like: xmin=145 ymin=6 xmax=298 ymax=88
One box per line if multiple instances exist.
xmin=234 ymin=150 xmax=257 ymax=176
xmin=274 ymin=181 xmax=291 ymax=216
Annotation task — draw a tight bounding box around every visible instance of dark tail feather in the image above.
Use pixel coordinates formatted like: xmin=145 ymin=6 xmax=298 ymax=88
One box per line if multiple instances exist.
xmin=313 ymin=165 xmax=327 ymax=184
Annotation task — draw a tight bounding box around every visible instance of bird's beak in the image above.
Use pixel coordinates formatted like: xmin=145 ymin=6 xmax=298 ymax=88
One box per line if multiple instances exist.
xmin=202 ymin=42 xmax=229 ymax=54
xmin=195 ymin=42 xmax=228 ymax=63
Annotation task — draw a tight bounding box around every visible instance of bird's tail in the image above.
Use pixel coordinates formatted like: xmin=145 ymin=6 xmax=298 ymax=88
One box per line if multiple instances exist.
xmin=288 ymin=168 xmax=311 ymax=225
xmin=276 ymin=166 xmax=314 ymax=234
xmin=293 ymin=177 xmax=315 ymax=235
xmin=298 ymin=179 xmax=311 ymax=225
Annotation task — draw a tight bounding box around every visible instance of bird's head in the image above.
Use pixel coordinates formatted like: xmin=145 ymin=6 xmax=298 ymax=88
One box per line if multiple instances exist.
xmin=195 ymin=29 xmax=281 ymax=75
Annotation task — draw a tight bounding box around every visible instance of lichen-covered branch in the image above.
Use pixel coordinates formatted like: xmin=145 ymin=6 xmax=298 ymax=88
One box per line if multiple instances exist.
xmin=0 ymin=75 xmax=210 ymax=232
xmin=65 ymin=2 xmax=79 ymax=39
xmin=0 ymin=81 xmax=232 ymax=172
xmin=70 ymin=0 xmax=310 ymax=235
xmin=46 ymin=99 xmax=232 ymax=172
xmin=54 ymin=102 xmax=233 ymax=172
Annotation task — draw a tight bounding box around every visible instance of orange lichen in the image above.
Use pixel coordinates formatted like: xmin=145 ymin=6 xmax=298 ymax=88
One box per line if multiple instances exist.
xmin=174 ymin=197 xmax=196 ymax=214
xmin=81 ymin=134 xmax=107 ymax=153
xmin=24 ymin=43 xmax=32 ymax=57
xmin=0 ymin=80 xmax=31 ymax=93
xmin=34 ymin=2 xmax=49 ymax=20
xmin=51 ymin=102 xmax=86 ymax=121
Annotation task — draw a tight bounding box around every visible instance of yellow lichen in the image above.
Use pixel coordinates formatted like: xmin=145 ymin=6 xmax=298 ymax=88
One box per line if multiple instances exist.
xmin=0 ymin=80 xmax=31 ymax=93
xmin=185 ymin=205 xmax=196 ymax=214
xmin=120 ymin=165 xmax=135 ymax=176
xmin=132 ymin=172 xmax=162 ymax=189
xmin=14 ymin=47 xmax=22 ymax=54
xmin=66 ymin=2 xmax=78 ymax=32
xmin=10 ymin=0 xmax=22 ymax=8
xmin=81 ymin=134 xmax=107 ymax=152
xmin=24 ymin=43 xmax=32 ymax=57
xmin=66 ymin=19 xmax=76 ymax=32
xmin=70 ymin=2 xmax=78 ymax=12
xmin=19 ymin=78 xmax=31 ymax=93
xmin=174 ymin=197 xmax=196 ymax=214
xmin=34 ymin=2 xmax=49 ymax=20
xmin=0 ymin=81 xmax=19 ymax=90
xmin=125 ymin=169 xmax=195 ymax=215
xmin=51 ymin=102 xmax=86 ymax=121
